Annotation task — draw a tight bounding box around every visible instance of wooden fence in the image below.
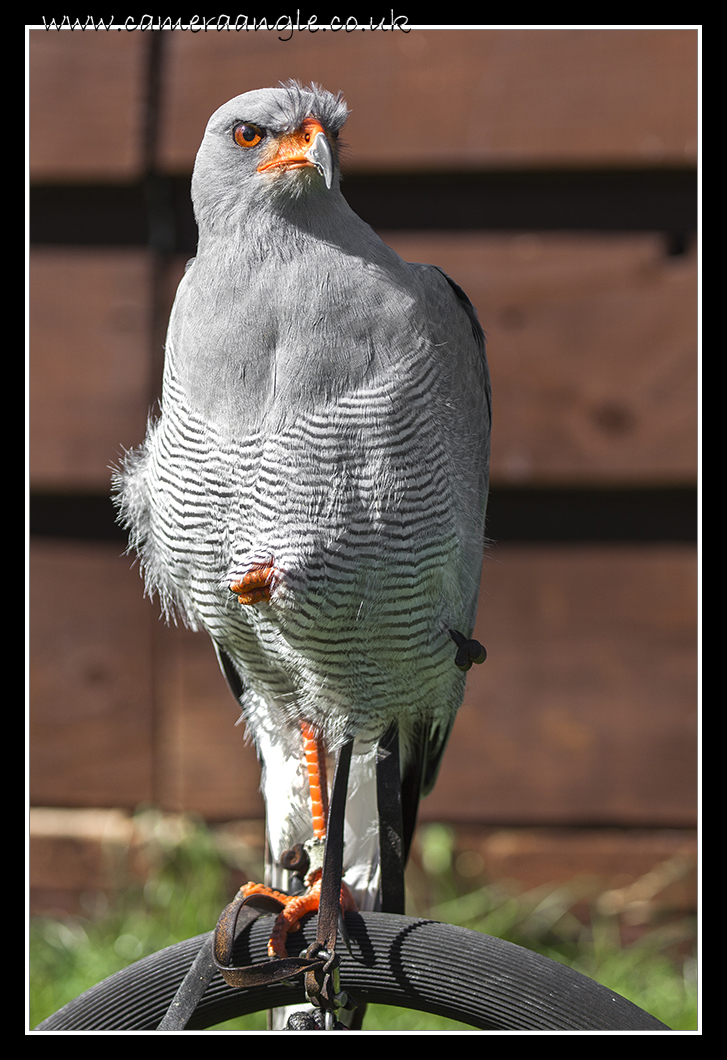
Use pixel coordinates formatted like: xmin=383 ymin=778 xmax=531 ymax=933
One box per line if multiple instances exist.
xmin=28 ymin=27 xmax=698 ymax=912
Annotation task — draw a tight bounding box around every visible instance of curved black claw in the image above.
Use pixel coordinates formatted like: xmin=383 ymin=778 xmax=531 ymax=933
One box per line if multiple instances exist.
xmin=449 ymin=629 xmax=487 ymax=671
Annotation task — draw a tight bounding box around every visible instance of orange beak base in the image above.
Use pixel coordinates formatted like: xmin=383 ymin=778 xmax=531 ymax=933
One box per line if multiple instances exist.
xmin=257 ymin=118 xmax=333 ymax=187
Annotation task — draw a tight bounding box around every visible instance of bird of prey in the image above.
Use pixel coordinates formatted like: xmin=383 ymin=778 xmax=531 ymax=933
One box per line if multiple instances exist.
xmin=115 ymin=81 xmax=490 ymax=1018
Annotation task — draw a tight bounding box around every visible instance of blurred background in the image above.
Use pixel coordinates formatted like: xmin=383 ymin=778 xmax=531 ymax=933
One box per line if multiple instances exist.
xmin=28 ymin=25 xmax=698 ymax=1024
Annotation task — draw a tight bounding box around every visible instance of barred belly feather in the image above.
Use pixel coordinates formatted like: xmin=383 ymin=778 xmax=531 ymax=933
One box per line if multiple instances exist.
xmin=114 ymin=82 xmax=490 ymax=925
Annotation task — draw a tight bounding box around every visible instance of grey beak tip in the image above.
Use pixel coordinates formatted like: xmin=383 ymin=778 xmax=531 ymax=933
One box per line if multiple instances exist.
xmin=306 ymin=131 xmax=334 ymax=190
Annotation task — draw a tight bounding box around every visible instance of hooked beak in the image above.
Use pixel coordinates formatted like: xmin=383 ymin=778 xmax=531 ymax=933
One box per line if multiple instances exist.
xmin=304 ymin=129 xmax=334 ymax=190
xmin=257 ymin=118 xmax=334 ymax=190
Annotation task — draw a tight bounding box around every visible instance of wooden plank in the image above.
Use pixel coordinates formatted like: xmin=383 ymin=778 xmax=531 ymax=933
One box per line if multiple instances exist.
xmin=28 ymin=807 xmax=266 ymax=916
xmin=29 ymin=807 xmax=695 ymax=934
xmin=29 ymin=541 xmax=155 ymax=807
xmin=29 ymin=541 xmax=696 ymax=826
xmin=29 ymin=808 xmax=140 ymax=916
xmin=446 ymin=826 xmax=697 ymax=909
xmin=28 ymin=541 xmax=263 ymax=819
xmin=425 ymin=544 xmax=698 ymax=827
xmin=385 ymin=232 xmax=697 ymax=483
xmin=430 ymin=825 xmax=698 ymax=942
xmin=159 ymin=28 xmax=697 ymax=172
xmin=152 ymin=620 xmax=265 ymax=820
xmin=28 ymin=29 xmax=148 ymax=181
xmin=29 ymin=248 xmax=153 ymax=490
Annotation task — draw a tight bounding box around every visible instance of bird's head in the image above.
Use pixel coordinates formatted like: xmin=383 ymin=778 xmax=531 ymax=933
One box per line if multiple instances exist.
xmin=191 ymin=81 xmax=349 ymax=228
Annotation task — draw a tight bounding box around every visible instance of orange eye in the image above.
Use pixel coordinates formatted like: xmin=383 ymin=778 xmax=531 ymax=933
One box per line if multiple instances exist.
xmin=233 ymin=123 xmax=264 ymax=148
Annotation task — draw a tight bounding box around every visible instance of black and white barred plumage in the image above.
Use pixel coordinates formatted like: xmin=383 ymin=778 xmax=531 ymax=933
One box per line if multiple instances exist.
xmin=115 ymin=82 xmax=490 ymax=911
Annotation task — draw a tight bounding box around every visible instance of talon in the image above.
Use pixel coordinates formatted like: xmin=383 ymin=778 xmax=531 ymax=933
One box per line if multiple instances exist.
xmin=230 ymin=558 xmax=279 ymax=605
xmin=267 ymin=870 xmax=357 ymax=959
xmin=239 ymin=881 xmax=290 ymax=910
xmin=238 ymin=872 xmax=356 ymax=959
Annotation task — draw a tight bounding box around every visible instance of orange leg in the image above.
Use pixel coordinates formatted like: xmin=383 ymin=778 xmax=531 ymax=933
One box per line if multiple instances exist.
xmin=241 ymin=871 xmax=356 ymax=959
xmin=230 ymin=558 xmax=279 ymax=605
xmin=238 ymin=720 xmax=356 ymax=959
xmin=300 ymin=720 xmax=329 ymax=841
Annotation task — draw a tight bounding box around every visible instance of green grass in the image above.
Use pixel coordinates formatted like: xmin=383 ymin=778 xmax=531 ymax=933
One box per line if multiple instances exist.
xmin=29 ymin=815 xmax=698 ymax=1032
